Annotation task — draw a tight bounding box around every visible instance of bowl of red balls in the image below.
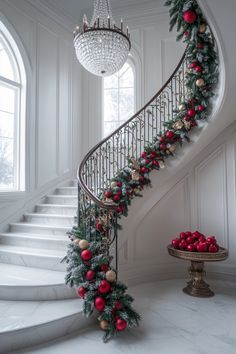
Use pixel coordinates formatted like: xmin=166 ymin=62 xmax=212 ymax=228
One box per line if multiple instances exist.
xmin=168 ymin=230 xmax=228 ymax=262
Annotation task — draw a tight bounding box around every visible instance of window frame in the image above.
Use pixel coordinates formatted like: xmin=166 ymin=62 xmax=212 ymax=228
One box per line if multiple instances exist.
xmin=0 ymin=21 xmax=26 ymax=195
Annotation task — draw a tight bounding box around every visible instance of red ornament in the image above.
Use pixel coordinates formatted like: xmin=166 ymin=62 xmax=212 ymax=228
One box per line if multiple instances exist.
xmin=186 ymin=236 xmax=195 ymax=244
xmin=104 ymin=190 xmax=112 ymax=198
xmin=185 ymin=231 xmax=192 ymax=237
xmin=94 ymin=297 xmax=106 ymax=311
xmin=187 ymin=244 xmax=195 ymax=252
xmin=190 ymin=120 xmax=197 ymax=128
xmin=209 ymin=244 xmax=219 ymax=253
xmin=197 ymin=242 xmax=208 ymax=252
xmin=151 ymin=150 xmax=157 ymax=158
xmin=184 ymin=115 xmax=191 ymax=122
xmin=152 ymin=160 xmax=159 ymax=167
xmin=116 ymin=318 xmax=127 ymax=331
xmin=141 ymin=151 xmax=147 ymax=158
xmin=159 ymin=136 xmax=165 ymax=143
xmin=192 ymin=230 xmax=201 ymax=239
xmin=179 ymin=240 xmax=187 ymax=250
xmin=116 ymin=190 xmax=122 ymax=196
xmin=100 ymin=264 xmax=109 ymax=272
xmin=113 ymin=194 xmax=120 ymax=202
xmin=145 ymin=159 xmax=151 ymax=165
xmin=183 ymin=10 xmax=197 ymax=24
xmin=198 ymin=105 xmax=205 ymax=111
xmin=115 ymin=300 xmax=123 ymax=310
xmin=193 ymin=241 xmax=199 ymax=251
xmin=139 ymin=176 xmax=145 ymax=183
xmin=190 ymin=62 xmax=198 ymax=68
xmin=96 ymin=222 xmax=103 ymax=232
xmin=77 ymin=286 xmax=86 ymax=298
xmin=117 ymin=205 xmax=123 ymax=214
xmin=85 ymin=270 xmax=95 ymax=281
xmin=187 ymin=109 xmax=196 ymax=117
xmin=195 ymin=66 xmax=202 ymax=72
xmin=140 ymin=167 xmax=148 ymax=174
xmin=198 ymin=235 xmax=206 ymax=243
xmin=117 ymin=181 xmax=122 ymax=187
xmin=81 ymin=249 xmax=92 ymax=261
xmin=197 ymin=42 xmax=204 ymax=49
xmin=179 ymin=232 xmax=186 ymax=240
xmin=160 ymin=143 xmax=167 ymax=151
xmin=99 ymin=280 xmax=111 ymax=294
xmin=166 ymin=131 xmax=175 ymax=139
xmin=206 ymin=236 xmax=216 ymax=245
xmin=172 ymin=238 xmax=180 ymax=249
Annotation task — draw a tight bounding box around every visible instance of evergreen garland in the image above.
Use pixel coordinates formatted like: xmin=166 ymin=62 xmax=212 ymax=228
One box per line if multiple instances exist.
xmin=64 ymin=0 xmax=218 ymax=342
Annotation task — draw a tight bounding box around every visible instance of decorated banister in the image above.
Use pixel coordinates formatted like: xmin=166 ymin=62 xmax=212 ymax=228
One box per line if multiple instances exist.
xmin=64 ymin=0 xmax=218 ymax=343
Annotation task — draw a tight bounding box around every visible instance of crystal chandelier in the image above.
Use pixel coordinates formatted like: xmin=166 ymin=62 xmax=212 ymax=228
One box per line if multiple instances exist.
xmin=73 ymin=0 xmax=131 ymax=77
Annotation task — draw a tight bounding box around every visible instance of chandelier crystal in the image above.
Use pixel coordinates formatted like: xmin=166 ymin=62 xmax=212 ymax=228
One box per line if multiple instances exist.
xmin=73 ymin=0 xmax=131 ymax=77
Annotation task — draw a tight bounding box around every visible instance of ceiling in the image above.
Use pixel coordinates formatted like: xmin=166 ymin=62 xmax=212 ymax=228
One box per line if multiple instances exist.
xmin=42 ymin=0 xmax=155 ymax=23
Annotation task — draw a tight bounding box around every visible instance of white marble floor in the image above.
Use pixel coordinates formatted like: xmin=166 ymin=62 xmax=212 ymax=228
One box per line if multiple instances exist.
xmin=9 ymin=279 xmax=236 ymax=354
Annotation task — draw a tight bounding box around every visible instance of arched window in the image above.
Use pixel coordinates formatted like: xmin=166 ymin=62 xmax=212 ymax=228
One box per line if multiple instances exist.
xmin=103 ymin=61 xmax=135 ymax=137
xmin=0 ymin=23 xmax=26 ymax=191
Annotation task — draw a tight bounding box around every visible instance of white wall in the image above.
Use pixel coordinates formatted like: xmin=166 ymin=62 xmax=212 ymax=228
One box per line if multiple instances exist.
xmin=0 ymin=0 xmax=82 ymax=231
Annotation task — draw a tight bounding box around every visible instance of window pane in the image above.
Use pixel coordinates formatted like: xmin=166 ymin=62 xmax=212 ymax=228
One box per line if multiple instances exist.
xmin=0 ymin=136 xmax=14 ymax=190
xmin=120 ymin=66 xmax=134 ymax=88
xmin=104 ymin=89 xmax=119 ymax=122
xmin=104 ymin=73 xmax=118 ymax=89
xmin=0 ymin=84 xmax=16 ymax=113
xmin=104 ymin=121 xmax=121 ymax=136
xmin=119 ymin=88 xmax=134 ymax=121
xmin=0 ymin=36 xmax=18 ymax=81
xmin=0 ymin=110 xmax=14 ymax=138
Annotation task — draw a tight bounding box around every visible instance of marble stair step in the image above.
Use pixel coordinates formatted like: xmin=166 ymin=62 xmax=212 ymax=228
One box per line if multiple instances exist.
xmin=0 ymin=244 xmax=66 ymax=271
xmin=35 ymin=204 xmax=77 ymax=215
xmin=46 ymin=195 xmax=77 ymax=205
xmin=10 ymin=222 xmax=70 ymax=235
xmin=23 ymin=213 xmax=75 ymax=227
xmin=0 ymin=233 xmax=69 ymax=250
xmin=56 ymin=187 xmax=77 ymax=195
xmin=0 ymin=298 xmax=93 ymax=353
xmin=0 ymin=263 xmax=76 ymax=301
xmin=70 ymin=179 xmax=78 ymax=187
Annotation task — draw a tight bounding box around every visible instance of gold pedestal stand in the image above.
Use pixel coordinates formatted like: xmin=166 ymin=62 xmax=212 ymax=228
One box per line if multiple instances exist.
xmin=167 ymin=245 xmax=228 ymax=298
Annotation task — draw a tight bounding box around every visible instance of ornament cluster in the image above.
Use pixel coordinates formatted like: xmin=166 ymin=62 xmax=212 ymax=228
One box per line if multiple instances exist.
xmin=65 ymin=0 xmax=218 ymax=343
xmin=171 ymin=230 xmax=220 ymax=253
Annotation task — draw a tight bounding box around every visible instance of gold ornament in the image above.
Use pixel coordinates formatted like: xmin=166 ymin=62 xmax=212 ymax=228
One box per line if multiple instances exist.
xmin=105 ymin=270 xmax=117 ymax=282
xmin=169 ymin=144 xmax=176 ymax=153
xmin=173 ymin=120 xmax=184 ymax=130
xmin=196 ymin=78 xmax=205 ymax=87
xmin=111 ymin=181 xmax=117 ymax=188
xmin=159 ymin=160 xmax=165 ymax=169
xmin=73 ymin=239 xmax=81 ymax=246
xmin=199 ymin=23 xmax=207 ymax=33
xmin=178 ymin=104 xmax=186 ymax=112
xmin=184 ymin=120 xmax=191 ymax=130
xmin=78 ymin=239 xmax=89 ymax=250
xmin=105 ymin=198 xmax=113 ymax=203
xmin=100 ymin=320 xmax=109 ymax=330
xmin=131 ymin=170 xmax=140 ymax=181
xmin=130 ymin=158 xmax=140 ymax=171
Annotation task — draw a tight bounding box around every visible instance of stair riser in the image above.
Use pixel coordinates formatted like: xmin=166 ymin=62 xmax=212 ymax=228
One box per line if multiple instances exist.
xmin=0 ymin=251 xmax=65 ymax=271
xmin=10 ymin=224 xmax=69 ymax=235
xmin=0 ymin=312 xmax=94 ymax=354
xmin=46 ymin=196 xmax=77 ymax=205
xmin=24 ymin=215 xmax=75 ymax=227
xmin=0 ymin=284 xmax=76 ymax=301
xmin=0 ymin=235 xmax=69 ymax=251
xmin=36 ymin=205 xmax=77 ymax=215
xmin=56 ymin=187 xmax=77 ymax=195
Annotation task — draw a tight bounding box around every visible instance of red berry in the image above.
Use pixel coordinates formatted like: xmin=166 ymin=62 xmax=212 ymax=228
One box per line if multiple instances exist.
xmin=195 ymin=66 xmax=202 ymax=72
xmin=160 ymin=143 xmax=167 ymax=151
xmin=104 ymin=191 xmax=112 ymax=198
xmin=81 ymin=249 xmax=92 ymax=261
xmin=208 ymin=244 xmax=219 ymax=253
xmin=198 ymin=235 xmax=206 ymax=243
xmin=77 ymin=286 xmax=86 ymax=298
xmin=166 ymin=131 xmax=175 ymax=139
xmin=179 ymin=240 xmax=187 ymax=250
xmin=117 ymin=181 xmax=122 ymax=187
xmin=187 ymin=244 xmax=195 ymax=252
xmin=187 ymin=109 xmax=196 ymax=117
xmin=193 ymin=241 xmax=199 ymax=251
xmin=172 ymin=238 xmax=180 ymax=249
xmin=140 ymin=167 xmax=148 ymax=174
xmin=185 ymin=231 xmax=192 ymax=237
xmin=113 ymin=194 xmax=120 ymax=202
xmin=183 ymin=10 xmax=197 ymax=24
xmin=186 ymin=236 xmax=195 ymax=244
xmin=198 ymin=105 xmax=205 ymax=111
xmin=179 ymin=232 xmax=186 ymax=240
xmin=197 ymin=242 xmax=208 ymax=252
xmin=116 ymin=318 xmax=127 ymax=331
xmin=190 ymin=62 xmax=198 ymax=68
xmin=206 ymin=236 xmax=216 ymax=245
xmin=100 ymin=264 xmax=109 ymax=272
xmin=141 ymin=151 xmax=147 ymax=158
xmin=94 ymin=297 xmax=106 ymax=311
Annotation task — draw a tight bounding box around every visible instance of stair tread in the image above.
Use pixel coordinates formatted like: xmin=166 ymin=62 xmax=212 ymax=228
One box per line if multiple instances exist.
xmin=0 ymin=232 xmax=69 ymax=241
xmin=11 ymin=222 xmax=70 ymax=230
xmin=0 ymin=298 xmax=82 ymax=334
xmin=0 ymin=263 xmax=65 ymax=286
xmin=24 ymin=213 xmax=75 ymax=218
xmin=57 ymin=186 xmax=77 ymax=190
xmin=36 ymin=204 xmax=77 ymax=208
xmin=47 ymin=195 xmax=76 ymax=198
xmin=0 ymin=244 xmax=65 ymax=257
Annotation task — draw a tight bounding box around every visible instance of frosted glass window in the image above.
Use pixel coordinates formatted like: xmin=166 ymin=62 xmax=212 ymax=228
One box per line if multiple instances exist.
xmin=0 ymin=29 xmax=22 ymax=191
xmin=103 ymin=62 xmax=135 ymax=136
